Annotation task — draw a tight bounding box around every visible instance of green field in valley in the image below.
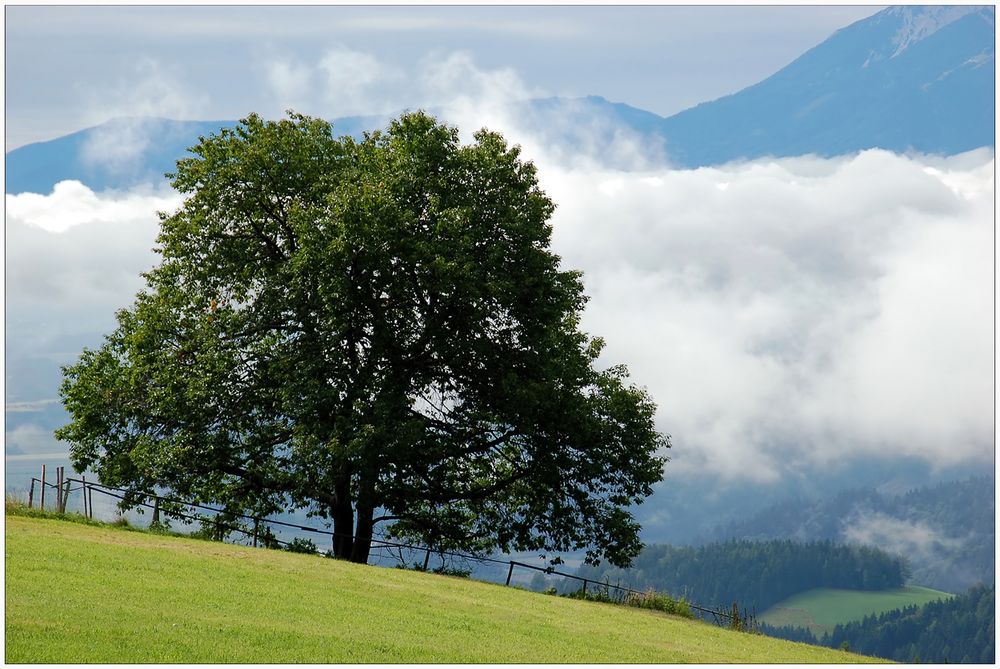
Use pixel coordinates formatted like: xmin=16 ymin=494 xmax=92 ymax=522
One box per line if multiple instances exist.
xmin=5 ymin=513 xmax=887 ymax=663
xmin=760 ymin=586 xmax=954 ymax=636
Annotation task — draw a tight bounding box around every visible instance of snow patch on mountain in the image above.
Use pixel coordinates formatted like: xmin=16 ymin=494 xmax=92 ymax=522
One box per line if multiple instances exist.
xmin=923 ymin=48 xmax=996 ymax=91
xmin=888 ymin=5 xmax=981 ymax=58
xmin=966 ymin=51 xmax=994 ymax=68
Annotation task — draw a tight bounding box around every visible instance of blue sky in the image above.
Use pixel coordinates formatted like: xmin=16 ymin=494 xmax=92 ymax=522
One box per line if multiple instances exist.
xmin=5 ymin=5 xmax=882 ymax=148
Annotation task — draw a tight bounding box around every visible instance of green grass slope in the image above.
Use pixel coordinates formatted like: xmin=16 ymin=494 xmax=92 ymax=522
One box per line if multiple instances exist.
xmin=5 ymin=515 xmax=885 ymax=663
xmin=761 ymin=586 xmax=953 ymax=636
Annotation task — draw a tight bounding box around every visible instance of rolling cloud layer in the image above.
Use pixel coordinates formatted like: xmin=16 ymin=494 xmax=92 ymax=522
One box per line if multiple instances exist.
xmin=542 ymin=150 xmax=994 ymax=482
xmin=7 ymin=148 xmax=992 ymax=481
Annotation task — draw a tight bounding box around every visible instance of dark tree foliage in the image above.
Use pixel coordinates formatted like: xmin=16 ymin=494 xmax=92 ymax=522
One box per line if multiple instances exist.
xmin=573 ymin=539 xmax=908 ymax=612
xmin=56 ymin=111 xmax=668 ymax=565
xmin=763 ymin=584 xmax=995 ymax=664
xmin=757 ymin=623 xmax=818 ymax=645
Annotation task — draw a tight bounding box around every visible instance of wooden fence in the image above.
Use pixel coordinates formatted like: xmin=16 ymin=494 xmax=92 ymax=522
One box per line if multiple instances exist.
xmin=23 ymin=468 xmax=740 ymax=626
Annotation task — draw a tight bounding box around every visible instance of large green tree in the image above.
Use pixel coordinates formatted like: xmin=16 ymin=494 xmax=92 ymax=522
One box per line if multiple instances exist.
xmin=56 ymin=111 xmax=668 ymax=565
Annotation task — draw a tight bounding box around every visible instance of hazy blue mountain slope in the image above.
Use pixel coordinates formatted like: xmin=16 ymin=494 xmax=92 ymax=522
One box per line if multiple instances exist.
xmin=707 ymin=477 xmax=995 ymax=593
xmin=5 ymin=115 xmax=382 ymax=195
xmin=5 ymin=98 xmax=665 ymax=195
xmin=5 ymin=119 xmax=233 ymax=195
xmin=508 ymin=95 xmax=670 ymax=168
xmin=658 ymin=5 xmax=995 ymax=166
xmin=521 ymin=95 xmax=665 ymax=133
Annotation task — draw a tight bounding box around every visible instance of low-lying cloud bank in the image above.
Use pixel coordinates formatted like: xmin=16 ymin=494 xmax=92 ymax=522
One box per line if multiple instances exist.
xmin=6 ymin=136 xmax=993 ymax=484
xmin=841 ymin=511 xmax=963 ymax=559
xmin=6 ymin=180 xmax=179 ymax=310
xmin=543 ymin=149 xmax=994 ymax=482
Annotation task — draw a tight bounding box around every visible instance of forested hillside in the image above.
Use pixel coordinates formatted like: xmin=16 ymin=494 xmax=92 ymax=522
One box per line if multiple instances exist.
xmin=572 ymin=540 xmax=907 ymax=613
xmin=708 ymin=477 xmax=994 ymax=592
xmin=762 ymin=584 xmax=995 ymax=664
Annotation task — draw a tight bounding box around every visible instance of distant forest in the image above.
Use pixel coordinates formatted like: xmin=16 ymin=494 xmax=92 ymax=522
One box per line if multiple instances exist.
xmin=707 ymin=476 xmax=994 ymax=592
xmin=570 ymin=539 xmax=907 ymax=613
xmin=762 ymin=584 xmax=995 ymax=664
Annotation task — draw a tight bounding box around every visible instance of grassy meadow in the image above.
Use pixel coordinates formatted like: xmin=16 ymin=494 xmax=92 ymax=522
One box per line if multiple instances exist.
xmin=4 ymin=513 xmax=887 ymax=663
xmin=760 ymin=586 xmax=954 ymax=636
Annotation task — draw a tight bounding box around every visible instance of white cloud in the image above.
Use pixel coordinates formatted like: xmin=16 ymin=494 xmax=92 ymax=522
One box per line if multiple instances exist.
xmin=265 ymin=58 xmax=313 ymax=114
xmin=540 ymin=149 xmax=994 ymax=482
xmin=257 ymin=48 xmax=544 ymax=131
xmin=420 ymin=51 xmax=536 ymax=110
xmin=5 ymin=424 xmax=65 ymax=457
xmin=841 ymin=511 xmax=963 ymax=558
xmin=254 ymin=47 xmax=661 ymax=170
xmin=5 ymin=181 xmax=175 ymax=309
xmin=78 ymin=59 xmax=207 ymax=171
xmin=318 ymin=47 xmax=402 ymax=117
xmin=6 ymin=399 xmax=60 ymax=413
xmin=260 ymin=47 xmax=409 ymax=119
xmin=6 ymin=180 xmax=179 ymax=234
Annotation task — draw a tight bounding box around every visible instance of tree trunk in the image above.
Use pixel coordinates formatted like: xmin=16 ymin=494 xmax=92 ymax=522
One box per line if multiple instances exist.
xmin=332 ymin=476 xmax=354 ymax=559
xmin=350 ymin=500 xmax=375 ymax=564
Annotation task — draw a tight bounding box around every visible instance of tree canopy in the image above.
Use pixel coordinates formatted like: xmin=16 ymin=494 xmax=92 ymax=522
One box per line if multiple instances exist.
xmin=56 ymin=111 xmax=669 ymax=565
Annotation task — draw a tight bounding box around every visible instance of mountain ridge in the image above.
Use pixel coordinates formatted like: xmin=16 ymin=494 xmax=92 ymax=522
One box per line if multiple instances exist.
xmin=6 ymin=6 xmax=994 ymax=194
xmin=656 ymin=4 xmax=994 ymax=165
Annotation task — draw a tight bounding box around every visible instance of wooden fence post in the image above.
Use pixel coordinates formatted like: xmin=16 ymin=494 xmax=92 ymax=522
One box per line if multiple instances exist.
xmin=81 ymin=477 xmax=89 ymax=518
xmin=505 ymin=562 xmax=515 ymax=586
xmin=40 ymin=465 xmax=46 ymax=511
xmin=253 ymin=518 xmax=259 ymax=548
xmin=88 ymin=483 xmax=94 ymax=519
xmin=28 ymin=478 xmax=35 ymax=509
xmin=55 ymin=467 xmax=62 ymax=512
xmin=423 ymin=548 xmax=432 ymax=571
xmin=61 ymin=477 xmax=71 ymax=514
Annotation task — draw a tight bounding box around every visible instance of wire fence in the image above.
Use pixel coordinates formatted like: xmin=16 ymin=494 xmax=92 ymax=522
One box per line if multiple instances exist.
xmin=22 ymin=468 xmax=742 ymax=627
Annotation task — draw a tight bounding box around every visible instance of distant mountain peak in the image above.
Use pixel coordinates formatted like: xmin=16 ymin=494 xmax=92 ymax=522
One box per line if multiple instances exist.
xmin=655 ymin=3 xmax=994 ymax=166
xmin=884 ymin=5 xmax=986 ymax=58
xmin=855 ymin=6 xmax=994 ymax=70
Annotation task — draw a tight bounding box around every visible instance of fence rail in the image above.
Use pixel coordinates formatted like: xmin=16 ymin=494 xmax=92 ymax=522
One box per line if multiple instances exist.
xmin=22 ymin=469 xmax=737 ymax=625
xmin=502 ymin=560 xmax=734 ymax=622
